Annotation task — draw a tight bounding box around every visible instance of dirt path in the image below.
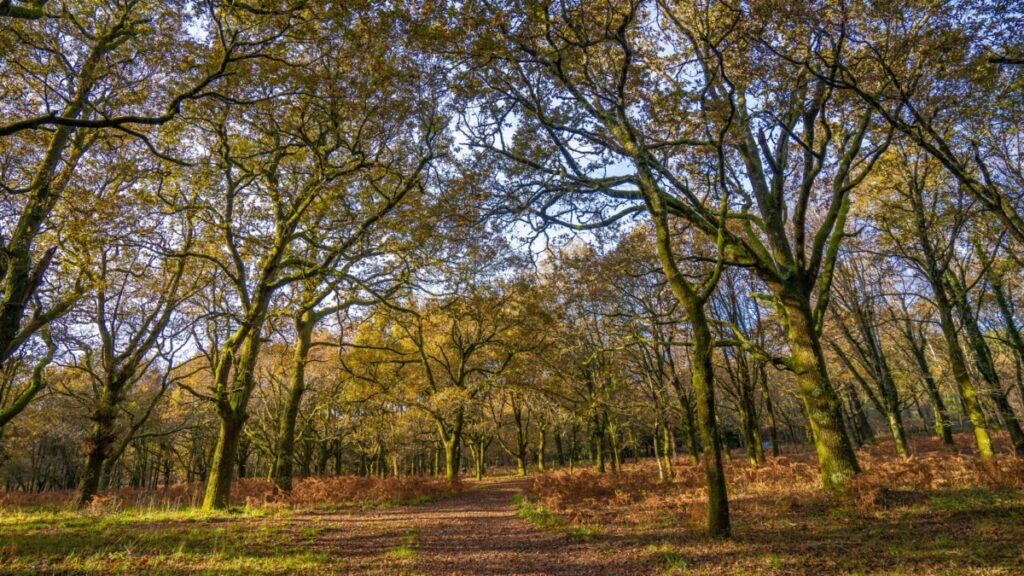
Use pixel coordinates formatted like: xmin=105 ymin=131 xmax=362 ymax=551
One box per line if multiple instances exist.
xmin=289 ymin=478 xmax=649 ymax=575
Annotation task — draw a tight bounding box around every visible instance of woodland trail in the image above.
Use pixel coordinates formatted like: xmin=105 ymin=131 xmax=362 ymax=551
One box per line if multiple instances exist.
xmin=287 ymin=478 xmax=650 ymax=576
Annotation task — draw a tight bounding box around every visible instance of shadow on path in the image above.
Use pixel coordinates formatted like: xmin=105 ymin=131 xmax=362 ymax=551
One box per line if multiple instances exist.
xmin=306 ymin=478 xmax=649 ymax=576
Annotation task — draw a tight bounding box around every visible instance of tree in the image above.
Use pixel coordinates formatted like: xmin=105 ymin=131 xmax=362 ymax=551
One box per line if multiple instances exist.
xmin=0 ymin=2 xmax=283 ymax=418
xmin=177 ymin=3 xmax=442 ymax=508
xmin=64 ymin=217 xmax=196 ymax=506
xmin=457 ymin=0 xmax=893 ymax=492
xmin=346 ymin=272 xmax=541 ymax=483
xmin=871 ymin=145 xmax=994 ymax=458
xmin=825 ymin=0 xmax=1024 ymax=246
xmin=828 ymin=250 xmax=910 ymax=457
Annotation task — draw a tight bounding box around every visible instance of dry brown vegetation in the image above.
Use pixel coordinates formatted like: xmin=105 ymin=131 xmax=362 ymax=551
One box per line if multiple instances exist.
xmin=0 ymin=475 xmax=462 ymax=512
xmin=525 ymin=435 xmax=1024 ymax=575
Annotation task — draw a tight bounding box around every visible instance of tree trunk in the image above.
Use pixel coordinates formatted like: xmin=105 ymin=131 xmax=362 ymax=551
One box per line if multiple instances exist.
xmin=780 ymin=293 xmax=860 ymax=490
xmin=689 ymin=305 xmax=730 ymax=537
xmin=273 ymin=314 xmax=313 ymax=491
xmin=536 ymin=426 xmax=546 ymax=473
xmin=514 ymin=408 xmax=527 ymax=476
xmin=660 ymin=422 xmax=674 ymax=478
xmin=738 ymin=386 xmax=765 ymax=467
xmin=873 ymin=345 xmax=910 ymax=457
xmin=932 ymin=283 xmax=994 ymax=458
xmin=475 ymin=437 xmax=488 ymax=479
xmin=759 ymin=368 xmax=781 ymax=456
xmin=202 ymin=412 xmax=244 ymax=510
xmin=906 ymin=330 xmax=954 ymax=445
xmin=953 ymin=283 xmax=1024 ymax=456
xmin=592 ymin=413 xmax=605 ymax=473
xmin=439 ymin=411 xmax=463 ymax=483
xmin=554 ymin=428 xmax=564 ymax=466
xmin=992 ymin=279 xmax=1024 ymax=408
xmin=77 ymin=374 xmax=128 ymax=507
xmin=675 ymin=388 xmax=700 ymax=464
xmin=607 ymin=418 xmax=621 ymax=473
xmin=654 ymin=423 xmax=666 ymax=482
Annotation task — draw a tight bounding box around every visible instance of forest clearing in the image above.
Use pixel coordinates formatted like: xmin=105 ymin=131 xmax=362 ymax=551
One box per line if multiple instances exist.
xmin=2 ymin=0 xmax=1024 ymax=575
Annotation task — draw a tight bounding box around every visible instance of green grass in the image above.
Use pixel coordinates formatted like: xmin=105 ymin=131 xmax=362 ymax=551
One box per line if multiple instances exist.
xmin=383 ymin=527 xmax=419 ymax=565
xmin=512 ymin=494 xmax=562 ymax=529
xmin=566 ymin=522 xmax=603 ymax=542
xmin=0 ymin=506 xmax=337 ymax=575
xmin=512 ymin=493 xmax=603 ymax=542
xmin=926 ymin=488 xmax=999 ymax=511
xmin=645 ymin=543 xmax=689 ymax=575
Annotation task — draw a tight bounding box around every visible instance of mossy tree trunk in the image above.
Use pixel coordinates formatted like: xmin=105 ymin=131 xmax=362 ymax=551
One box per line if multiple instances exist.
xmin=273 ymin=313 xmax=314 ymax=492
xmin=78 ymin=385 xmax=121 ymax=507
xmin=949 ymin=274 xmax=1024 ymax=456
xmin=438 ymin=409 xmax=464 ymax=483
xmin=203 ymin=321 xmax=266 ymax=510
xmin=646 ymin=186 xmax=730 ymax=537
xmin=991 ymin=278 xmax=1024 ymax=409
xmin=204 ymin=412 xmax=245 ymax=509
xmin=932 ymin=285 xmax=994 ymax=459
xmin=777 ymin=289 xmax=861 ymax=490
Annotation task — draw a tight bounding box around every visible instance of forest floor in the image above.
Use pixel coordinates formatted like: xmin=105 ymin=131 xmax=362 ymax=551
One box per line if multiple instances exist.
xmin=0 ymin=478 xmax=642 ymax=576
xmin=1 ymin=435 xmax=1023 ymax=575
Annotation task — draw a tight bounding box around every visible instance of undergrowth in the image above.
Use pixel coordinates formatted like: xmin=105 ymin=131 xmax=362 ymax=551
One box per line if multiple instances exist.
xmin=0 ymin=475 xmax=463 ymax=513
xmin=512 ymin=493 xmax=603 ymax=542
xmin=521 ymin=433 xmax=1024 ymax=575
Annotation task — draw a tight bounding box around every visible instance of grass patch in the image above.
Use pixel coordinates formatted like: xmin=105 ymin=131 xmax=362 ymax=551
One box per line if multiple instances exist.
xmin=0 ymin=506 xmax=338 ymax=575
xmin=384 ymin=527 xmax=419 ymax=565
xmin=513 ymin=494 xmax=562 ymax=529
xmin=926 ymin=488 xmax=999 ymax=512
xmin=567 ymin=523 xmax=603 ymax=542
xmin=513 ymin=493 xmax=603 ymax=542
xmin=646 ymin=543 xmax=689 ymax=575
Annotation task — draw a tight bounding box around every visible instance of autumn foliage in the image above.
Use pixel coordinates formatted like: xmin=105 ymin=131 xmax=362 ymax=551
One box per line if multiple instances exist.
xmin=0 ymin=475 xmax=462 ymax=512
xmin=529 ymin=435 xmax=1024 ymax=527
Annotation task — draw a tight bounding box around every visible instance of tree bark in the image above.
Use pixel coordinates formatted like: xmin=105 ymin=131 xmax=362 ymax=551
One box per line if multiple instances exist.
xmin=689 ymin=305 xmax=730 ymax=537
xmin=931 ymin=283 xmax=994 ymax=458
xmin=203 ymin=412 xmax=244 ymax=510
xmin=759 ymin=366 xmax=781 ymax=456
xmin=779 ymin=291 xmax=860 ymax=490
xmin=904 ymin=326 xmax=954 ymax=446
xmin=738 ymin=384 xmax=765 ymax=467
xmin=77 ymin=392 xmax=119 ymax=507
xmin=273 ymin=313 xmax=314 ymax=491
xmin=536 ymin=426 xmax=546 ymax=473
xmin=439 ymin=409 xmax=464 ymax=483
xmin=951 ymin=279 xmax=1024 ymax=456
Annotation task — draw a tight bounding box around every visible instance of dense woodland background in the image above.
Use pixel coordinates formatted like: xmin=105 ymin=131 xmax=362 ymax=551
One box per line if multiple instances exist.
xmin=1 ymin=0 xmax=1023 ymax=549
